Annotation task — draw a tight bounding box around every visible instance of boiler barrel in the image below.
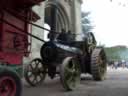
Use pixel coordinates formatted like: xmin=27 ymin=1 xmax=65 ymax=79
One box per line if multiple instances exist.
xmin=40 ymin=42 xmax=82 ymax=64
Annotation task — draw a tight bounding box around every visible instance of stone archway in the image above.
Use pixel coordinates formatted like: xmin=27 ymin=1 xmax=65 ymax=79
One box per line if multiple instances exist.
xmin=44 ymin=1 xmax=70 ymax=32
xmin=44 ymin=0 xmax=83 ymax=41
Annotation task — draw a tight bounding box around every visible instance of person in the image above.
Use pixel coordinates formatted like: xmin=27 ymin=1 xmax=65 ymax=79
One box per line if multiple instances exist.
xmin=48 ymin=32 xmax=55 ymax=41
xmin=114 ymin=61 xmax=118 ymax=69
xmin=57 ymin=29 xmax=67 ymax=41
xmin=67 ymin=30 xmax=74 ymax=42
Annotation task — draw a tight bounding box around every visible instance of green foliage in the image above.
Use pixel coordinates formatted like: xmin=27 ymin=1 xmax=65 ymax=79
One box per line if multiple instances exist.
xmin=105 ymin=46 xmax=128 ymax=61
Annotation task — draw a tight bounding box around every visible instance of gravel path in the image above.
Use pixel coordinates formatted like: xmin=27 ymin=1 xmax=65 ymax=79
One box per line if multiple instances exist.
xmin=23 ymin=67 xmax=128 ymax=96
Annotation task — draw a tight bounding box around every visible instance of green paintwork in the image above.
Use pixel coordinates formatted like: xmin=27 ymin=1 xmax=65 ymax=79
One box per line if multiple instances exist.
xmin=0 ymin=65 xmax=23 ymax=78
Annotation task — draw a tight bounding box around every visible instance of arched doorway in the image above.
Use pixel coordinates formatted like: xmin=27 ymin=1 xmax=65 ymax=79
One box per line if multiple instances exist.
xmin=44 ymin=1 xmax=70 ymax=40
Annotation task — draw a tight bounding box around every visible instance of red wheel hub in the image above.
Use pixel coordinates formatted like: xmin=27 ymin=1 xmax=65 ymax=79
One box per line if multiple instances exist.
xmin=0 ymin=77 xmax=16 ymax=96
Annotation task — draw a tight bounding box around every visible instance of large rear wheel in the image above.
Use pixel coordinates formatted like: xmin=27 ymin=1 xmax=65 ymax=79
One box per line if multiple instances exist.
xmin=91 ymin=48 xmax=107 ymax=81
xmin=60 ymin=57 xmax=80 ymax=91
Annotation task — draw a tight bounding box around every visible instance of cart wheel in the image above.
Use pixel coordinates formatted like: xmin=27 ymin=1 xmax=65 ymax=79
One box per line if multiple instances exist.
xmin=0 ymin=68 xmax=22 ymax=96
xmin=91 ymin=47 xmax=107 ymax=81
xmin=60 ymin=57 xmax=80 ymax=91
xmin=24 ymin=58 xmax=46 ymax=86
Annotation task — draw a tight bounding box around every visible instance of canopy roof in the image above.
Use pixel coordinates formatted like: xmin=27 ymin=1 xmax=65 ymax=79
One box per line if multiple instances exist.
xmin=0 ymin=0 xmax=45 ymax=9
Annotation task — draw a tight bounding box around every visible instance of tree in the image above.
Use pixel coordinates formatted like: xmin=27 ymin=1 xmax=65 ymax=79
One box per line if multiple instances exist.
xmin=104 ymin=46 xmax=128 ymax=61
xmin=81 ymin=12 xmax=94 ymax=35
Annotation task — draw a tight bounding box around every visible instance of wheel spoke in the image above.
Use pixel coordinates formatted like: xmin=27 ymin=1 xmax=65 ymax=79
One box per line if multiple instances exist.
xmin=71 ymin=60 xmax=76 ymax=69
xmin=67 ymin=75 xmax=76 ymax=88
xmin=31 ymin=62 xmax=36 ymax=69
xmin=38 ymin=63 xmax=42 ymax=68
xmin=65 ymin=66 xmax=73 ymax=73
xmin=35 ymin=63 xmax=39 ymax=69
xmin=32 ymin=76 xmax=38 ymax=84
xmin=35 ymin=59 xmax=39 ymax=64
xmin=27 ymin=72 xmax=33 ymax=78
xmin=35 ymin=60 xmax=40 ymax=69
xmin=36 ymin=76 xmax=41 ymax=82
xmin=39 ymin=74 xmax=43 ymax=79
xmin=30 ymin=64 xmax=34 ymax=70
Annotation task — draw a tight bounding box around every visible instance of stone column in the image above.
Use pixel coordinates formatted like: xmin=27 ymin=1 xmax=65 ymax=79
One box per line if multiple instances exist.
xmin=71 ymin=0 xmax=83 ymax=41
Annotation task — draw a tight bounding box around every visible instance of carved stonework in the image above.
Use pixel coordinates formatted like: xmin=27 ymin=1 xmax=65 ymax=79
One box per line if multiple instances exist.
xmin=65 ymin=0 xmax=72 ymax=5
xmin=65 ymin=0 xmax=82 ymax=6
xmin=78 ymin=0 xmax=83 ymax=4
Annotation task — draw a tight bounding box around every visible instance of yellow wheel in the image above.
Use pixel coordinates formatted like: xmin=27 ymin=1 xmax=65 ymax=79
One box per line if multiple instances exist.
xmin=60 ymin=57 xmax=80 ymax=91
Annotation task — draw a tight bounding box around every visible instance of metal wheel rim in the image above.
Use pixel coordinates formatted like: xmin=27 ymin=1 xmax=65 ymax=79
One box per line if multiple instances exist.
xmin=61 ymin=57 xmax=80 ymax=90
xmin=25 ymin=59 xmax=46 ymax=86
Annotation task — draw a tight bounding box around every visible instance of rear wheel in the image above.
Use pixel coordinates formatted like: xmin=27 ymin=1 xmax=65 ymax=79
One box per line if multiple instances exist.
xmin=0 ymin=68 xmax=22 ymax=96
xmin=24 ymin=58 xmax=46 ymax=86
xmin=60 ymin=57 xmax=80 ymax=91
xmin=91 ymin=48 xmax=107 ymax=81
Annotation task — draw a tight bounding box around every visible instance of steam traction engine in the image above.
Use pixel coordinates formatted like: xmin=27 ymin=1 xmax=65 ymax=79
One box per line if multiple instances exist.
xmin=23 ymin=0 xmax=107 ymax=91
xmin=0 ymin=0 xmax=45 ymax=96
xmin=25 ymin=31 xmax=107 ymax=90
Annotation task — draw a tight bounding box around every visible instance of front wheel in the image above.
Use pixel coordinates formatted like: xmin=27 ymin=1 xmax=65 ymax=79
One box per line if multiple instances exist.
xmin=60 ymin=57 xmax=80 ymax=91
xmin=0 ymin=68 xmax=22 ymax=96
xmin=24 ymin=58 xmax=46 ymax=86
